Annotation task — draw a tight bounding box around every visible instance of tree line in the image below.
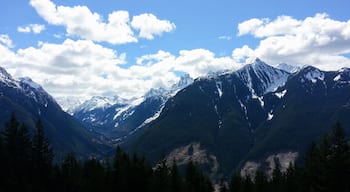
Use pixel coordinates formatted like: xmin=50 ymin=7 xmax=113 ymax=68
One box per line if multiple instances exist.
xmin=0 ymin=114 xmax=213 ymax=192
xmin=1 ymin=114 xmax=350 ymax=192
xmin=222 ymin=122 xmax=350 ymax=192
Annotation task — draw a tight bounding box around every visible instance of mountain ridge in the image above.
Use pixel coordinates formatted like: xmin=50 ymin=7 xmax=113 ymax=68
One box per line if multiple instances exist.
xmin=0 ymin=66 xmax=108 ymax=158
xmin=124 ymin=59 xmax=350 ymax=178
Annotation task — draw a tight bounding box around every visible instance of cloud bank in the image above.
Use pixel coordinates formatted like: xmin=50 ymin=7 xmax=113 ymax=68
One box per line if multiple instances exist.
xmin=0 ymin=37 xmax=239 ymax=100
xmin=234 ymin=13 xmax=350 ymax=70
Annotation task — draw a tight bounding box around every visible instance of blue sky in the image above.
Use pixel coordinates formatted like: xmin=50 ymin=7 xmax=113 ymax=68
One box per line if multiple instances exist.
xmin=0 ymin=0 xmax=350 ymax=102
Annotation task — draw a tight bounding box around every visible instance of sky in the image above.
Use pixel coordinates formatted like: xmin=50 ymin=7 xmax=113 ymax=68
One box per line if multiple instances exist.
xmin=0 ymin=0 xmax=350 ymax=102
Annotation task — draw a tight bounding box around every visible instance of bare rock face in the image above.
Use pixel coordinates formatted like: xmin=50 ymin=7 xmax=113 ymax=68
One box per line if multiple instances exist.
xmin=164 ymin=143 xmax=219 ymax=177
xmin=241 ymin=151 xmax=298 ymax=179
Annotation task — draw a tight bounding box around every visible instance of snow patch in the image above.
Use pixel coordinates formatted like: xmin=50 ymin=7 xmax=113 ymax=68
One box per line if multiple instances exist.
xmin=238 ymin=100 xmax=248 ymax=120
xmin=216 ymin=81 xmax=223 ymax=98
xmin=334 ymin=74 xmax=341 ymax=81
xmin=304 ymin=69 xmax=324 ymax=83
xmin=113 ymin=97 xmax=144 ymax=120
xmin=267 ymin=111 xmax=273 ymax=121
xmin=257 ymin=96 xmax=264 ymax=108
xmin=138 ymin=104 xmax=165 ymax=128
xmin=275 ymin=90 xmax=287 ymax=99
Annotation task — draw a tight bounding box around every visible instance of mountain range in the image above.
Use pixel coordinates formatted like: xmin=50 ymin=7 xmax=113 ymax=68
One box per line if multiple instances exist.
xmin=71 ymin=74 xmax=194 ymax=142
xmin=0 ymin=67 xmax=108 ymax=159
xmin=123 ymin=59 xmax=350 ymax=177
xmin=1 ymin=58 xmax=350 ymax=178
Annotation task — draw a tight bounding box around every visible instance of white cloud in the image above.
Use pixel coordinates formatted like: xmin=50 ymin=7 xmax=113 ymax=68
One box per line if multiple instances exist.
xmin=234 ymin=13 xmax=350 ymax=70
xmin=0 ymin=34 xmax=14 ymax=48
xmin=0 ymin=39 xmax=128 ymax=99
xmin=174 ymin=49 xmax=240 ymax=77
xmin=0 ymin=37 xmax=241 ymax=100
xmin=17 ymin=24 xmax=46 ymax=34
xmin=131 ymin=13 xmax=176 ymax=39
xmin=218 ymin=36 xmax=232 ymax=40
xmin=29 ymin=0 xmax=175 ymax=44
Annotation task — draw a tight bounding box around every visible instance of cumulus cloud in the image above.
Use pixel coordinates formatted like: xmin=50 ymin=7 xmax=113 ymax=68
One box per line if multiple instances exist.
xmin=0 ymin=39 xmax=128 ymax=99
xmin=0 ymin=34 xmax=14 ymax=48
xmin=234 ymin=13 xmax=350 ymax=70
xmin=131 ymin=13 xmax=176 ymax=39
xmin=0 ymin=37 xmax=240 ymax=100
xmin=17 ymin=24 xmax=46 ymax=34
xmin=29 ymin=0 xmax=175 ymax=44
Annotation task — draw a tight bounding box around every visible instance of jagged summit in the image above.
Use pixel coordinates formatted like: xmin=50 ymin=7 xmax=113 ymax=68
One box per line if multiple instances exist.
xmin=0 ymin=66 xmax=12 ymax=79
xmin=235 ymin=59 xmax=290 ymax=95
xmin=0 ymin=66 xmax=19 ymax=88
xmin=171 ymin=73 xmax=193 ymax=91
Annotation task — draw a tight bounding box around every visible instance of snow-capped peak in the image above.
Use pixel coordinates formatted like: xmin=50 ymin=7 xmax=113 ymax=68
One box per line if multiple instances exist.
xmin=0 ymin=66 xmax=12 ymax=80
xmin=19 ymin=77 xmax=43 ymax=90
xmin=171 ymin=73 xmax=194 ymax=91
xmin=235 ymin=59 xmax=290 ymax=96
xmin=276 ymin=63 xmax=300 ymax=73
xmin=145 ymin=73 xmax=194 ymax=99
xmin=74 ymin=95 xmax=125 ymax=113
xmin=0 ymin=66 xmax=19 ymax=88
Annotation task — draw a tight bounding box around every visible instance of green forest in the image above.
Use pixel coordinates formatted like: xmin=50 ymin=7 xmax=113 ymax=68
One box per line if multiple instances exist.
xmin=0 ymin=114 xmax=350 ymax=192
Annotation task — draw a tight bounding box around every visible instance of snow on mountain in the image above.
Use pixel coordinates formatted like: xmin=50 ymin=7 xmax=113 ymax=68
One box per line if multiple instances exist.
xmin=276 ymin=63 xmax=300 ymax=73
xmin=302 ymin=66 xmax=325 ymax=83
xmin=0 ymin=67 xmax=56 ymax=107
xmin=56 ymin=97 xmax=84 ymax=113
xmin=236 ymin=58 xmax=290 ymax=97
xmin=275 ymin=90 xmax=287 ymax=99
xmin=75 ymin=95 xmax=127 ymax=113
xmin=144 ymin=87 xmax=167 ymax=98
xmin=0 ymin=66 xmax=20 ymax=88
xmin=333 ymin=68 xmax=350 ymax=84
xmin=111 ymin=73 xmax=193 ymax=122
xmin=19 ymin=77 xmax=42 ymax=90
xmin=171 ymin=73 xmax=194 ymax=92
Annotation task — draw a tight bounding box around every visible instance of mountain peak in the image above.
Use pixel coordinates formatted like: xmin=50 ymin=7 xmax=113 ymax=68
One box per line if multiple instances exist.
xmin=0 ymin=66 xmax=19 ymax=88
xmin=277 ymin=63 xmax=300 ymax=73
xmin=19 ymin=77 xmax=43 ymax=90
xmin=236 ymin=59 xmax=290 ymax=95
xmin=297 ymin=66 xmax=324 ymax=83
xmin=171 ymin=73 xmax=194 ymax=91
xmin=254 ymin=57 xmax=263 ymax=63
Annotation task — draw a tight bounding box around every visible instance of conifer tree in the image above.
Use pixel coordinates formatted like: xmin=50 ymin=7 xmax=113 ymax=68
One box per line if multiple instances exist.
xmin=61 ymin=153 xmax=82 ymax=192
xmin=170 ymin=160 xmax=183 ymax=192
xmin=254 ymin=169 xmax=268 ymax=192
xmin=32 ymin=119 xmax=54 ymax=192
xmin=82 ymin=158 xmax=106 ymax=192
xmin=2 ymin=114 xmax=32 ymax=191
xmin=242 ymin=176 xmax=253 ymax=192
xmin=271 ymin=158 xmax=283 ymax=192
xmin=229 ymin=173 xmax=243 ymax=192
xmin=326 ymin=123 xmax=350 ymax=192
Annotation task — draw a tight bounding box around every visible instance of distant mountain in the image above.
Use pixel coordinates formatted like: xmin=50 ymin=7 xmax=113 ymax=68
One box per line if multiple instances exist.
xmin=72 ymin=73 xmax=194 ymax=140
xmin=0 ymin=66 xmax=107 ymax=159
xmin=125 ymin=59 xmax=350 ymax=178
xmin=276 ymin=63 xmax=301 ymax=73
